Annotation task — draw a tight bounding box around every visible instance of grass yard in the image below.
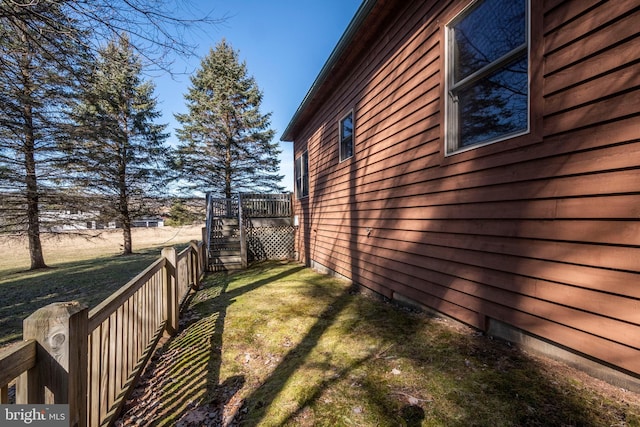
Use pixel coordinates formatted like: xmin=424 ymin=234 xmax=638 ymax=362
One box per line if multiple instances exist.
xmin=0 ymin=225 xmax=203 ymax=346
xmin=118 ymin=261 xmax=640 ymax=427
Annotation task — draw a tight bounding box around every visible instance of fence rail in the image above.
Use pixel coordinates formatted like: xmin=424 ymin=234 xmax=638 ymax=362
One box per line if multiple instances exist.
xmin=0 ymin=239 xmax=206 ymax=427
xmin=0 ymin=340 xmax=36 ymax=404
xmin=241 ymin=193 xmax=291 ymax=218
xmin=205 ymin=193 xmax=292 ymax=223
xmin=87 ymin=257 xmax=167 ymax=426
xmin=208 ymin=195 xmax=239 ymax=218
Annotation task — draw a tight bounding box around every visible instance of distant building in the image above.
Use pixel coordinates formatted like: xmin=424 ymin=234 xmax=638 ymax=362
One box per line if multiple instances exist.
xmin=41 ymin=210 xmax=165 ymax=230
xmin=42 ymin=209 xmax=116 ymax=231
xmin=131 ymin=217 xmax=165 ymax=228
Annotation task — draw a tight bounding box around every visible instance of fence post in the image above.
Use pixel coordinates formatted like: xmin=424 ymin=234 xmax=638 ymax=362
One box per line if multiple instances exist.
xmin=162 ymin=247 xmax=179 ymax=336
xmin=189 ymin=240 xmax=201 ymax=289
xmin=201 ymin=226 xmax=209 ymax=272
xmin=17 ymin=302 xmax=88 ymax=427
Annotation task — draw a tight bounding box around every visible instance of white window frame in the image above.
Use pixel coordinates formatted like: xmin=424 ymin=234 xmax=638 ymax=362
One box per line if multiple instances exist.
xmin=444 ymin=0 xmax=531 ymax=156
xmin=339 ymin=110 xmax=354 ymax=162
xmin=295 ymin=150 xmax=308 ymax=199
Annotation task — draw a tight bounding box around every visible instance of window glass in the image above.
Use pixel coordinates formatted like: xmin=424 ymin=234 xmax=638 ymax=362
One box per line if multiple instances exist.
xmin=453 ymin=0 xmax=527 ymax=82
xmin=458 ymin=56 xmax=528 ymax=147
xmin=301 ymin=151 xmax=308 ymax=197
xmin=447 ymin=0 xmax=529 ymax=153
xmin=295 ymin=151 xmax=308 ymax=199
xmin=339 ymin=112 xmax=354 ymax=161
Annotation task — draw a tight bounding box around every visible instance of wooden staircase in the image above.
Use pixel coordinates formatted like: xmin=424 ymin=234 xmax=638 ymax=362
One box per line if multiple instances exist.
xmin=205 ymin=193 xmax=294 ymax=271
xmin=208 ymin=217 xmax=244 ymax=271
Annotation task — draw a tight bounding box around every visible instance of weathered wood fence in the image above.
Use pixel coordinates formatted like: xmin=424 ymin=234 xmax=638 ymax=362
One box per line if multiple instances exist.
xmin=0 ymin=240 xmax=206 ymax=427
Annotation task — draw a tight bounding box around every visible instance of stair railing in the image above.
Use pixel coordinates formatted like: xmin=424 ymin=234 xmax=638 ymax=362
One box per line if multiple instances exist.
xmin=205 ymin=193 xmax=213 ymax=262
xmin=238 ymin=193 xmax=247 ymax=268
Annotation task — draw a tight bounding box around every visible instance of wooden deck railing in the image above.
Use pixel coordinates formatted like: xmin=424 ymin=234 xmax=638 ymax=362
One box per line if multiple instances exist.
xmin=240 ymin=193 xmax=292 ymax=218
xmin=0 ymin=239 xmax=206 ymax=427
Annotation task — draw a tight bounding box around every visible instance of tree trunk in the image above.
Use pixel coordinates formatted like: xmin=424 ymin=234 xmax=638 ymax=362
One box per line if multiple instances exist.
xmin=225 ymin=138 xmax=232 ymax=199
xmin=21 ymin=45 xmax=47 ymax=270
xmin=119 ymin=141 xmax=132 ymax=255
xmin=122 ymin=213 xmax=132 ymax=255
xmin=119 ymin=175 xmax=132 ymax=254
xmin=25 ymin=129 xmax=47 ymax=269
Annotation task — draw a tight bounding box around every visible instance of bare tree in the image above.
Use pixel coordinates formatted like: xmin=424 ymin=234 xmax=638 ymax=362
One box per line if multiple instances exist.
xmin=1 ymin=0 xmax=223 ymax=72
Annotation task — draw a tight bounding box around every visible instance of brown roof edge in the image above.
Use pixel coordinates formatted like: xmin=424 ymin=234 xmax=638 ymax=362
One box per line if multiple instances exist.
xmin=280 ymin=0 xmax=378 ymax=142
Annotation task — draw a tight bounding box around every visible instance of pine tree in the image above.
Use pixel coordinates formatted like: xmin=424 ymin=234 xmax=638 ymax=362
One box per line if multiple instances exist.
xmin=0 ymin=0 xmax=220 ymax=269
xmin=0 ymin=3 xmax=91 ymax=269
xmin=165 ymin=199 xmax=201 ymax=226
xmin=175 ymin=39 xmax=283 ymax=198
xmin=65 ymin=36 xmax=169 ymax=255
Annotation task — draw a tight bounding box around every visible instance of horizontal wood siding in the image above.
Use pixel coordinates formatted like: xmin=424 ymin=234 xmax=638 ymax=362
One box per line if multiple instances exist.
xmin=291 ymin=0 xmax=640 ymax=377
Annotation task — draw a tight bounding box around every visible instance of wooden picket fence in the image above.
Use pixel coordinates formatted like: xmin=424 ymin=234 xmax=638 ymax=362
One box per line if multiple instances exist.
xmin=0 ymin=240 xmax=206 ymax=427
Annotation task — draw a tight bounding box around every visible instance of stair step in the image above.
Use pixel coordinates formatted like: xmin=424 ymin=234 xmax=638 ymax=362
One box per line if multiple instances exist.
xmin=219 ymin=221 xmax=239 ymax=227
xmin=209 ymin=255 xmax=244 ymax=271
xmin=210 ymin=246 xmax=241 ymax=253
xmin=211 ymin=249 xmax=241 ymax=256
xmin=210 ymin=254 xmax=241 ymax=262
xmin=210 ymin=238 xmax=241 ymax=246
xmin=214 ymin=255 xmax=242 ymax=262
xmin=210 ymin=262 xmax=243 ymax=272
xmin=211 ymin=230 xmax=239 ymax=238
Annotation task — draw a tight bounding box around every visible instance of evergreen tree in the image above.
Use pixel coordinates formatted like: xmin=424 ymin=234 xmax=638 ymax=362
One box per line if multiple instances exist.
xmin=0 ymin=0 xmax=220 ymax=270
xmin=165 ymin=199 xmax=201 ymax=226
xmin=0 ymin=2 xmax=90 ymax=269
xmin=175 ymin=40 xmax=283 ymax=197
xmin=65 ymin=36 xmax=169 ymax=255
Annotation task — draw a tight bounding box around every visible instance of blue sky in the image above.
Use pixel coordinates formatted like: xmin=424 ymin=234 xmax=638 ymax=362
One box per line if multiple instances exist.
xmin=154 ymin=0 xmax=363 ymax=192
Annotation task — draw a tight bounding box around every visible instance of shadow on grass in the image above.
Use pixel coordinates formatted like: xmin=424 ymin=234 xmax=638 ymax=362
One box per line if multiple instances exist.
xmin=119 ymin=262 xmax=633 ymax=426
xmin=344 ymin=306 xmax=598 ymax=426
xmin=234 ymin=270 xmax=604 ymax=426
xmin=236 ymin=280 xmax=366 ymax=424
xmin=118 ymin=263 xmax=306 ymax=426
xmin=0 ymin=248 xmax=161 ymax=346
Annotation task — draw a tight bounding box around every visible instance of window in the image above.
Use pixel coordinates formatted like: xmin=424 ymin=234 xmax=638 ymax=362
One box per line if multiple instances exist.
xmin=339 ymin=111 xmax=354 ymax=161
xmin=446 ymin=0 xmax=529 ymax=154
xmin=295 ymin=151 xmax=308 ymax=199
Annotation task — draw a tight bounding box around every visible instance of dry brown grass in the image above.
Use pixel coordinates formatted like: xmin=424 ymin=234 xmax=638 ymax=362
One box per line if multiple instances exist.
xmin=0 ymin=225 xmax=204 ymax=273
xmin=0 ymin=225 xmax=206 ymax=346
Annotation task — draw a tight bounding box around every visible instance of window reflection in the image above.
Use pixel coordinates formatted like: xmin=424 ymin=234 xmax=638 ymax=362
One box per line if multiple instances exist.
xmin=447 ymin=0 xmax=529 ymax=153
xmin=454 ymin=0 xmax=526 ymax=83
xmin=458 ymin=56 xmax=528 ymax=147
xmin=340 ymin=112 xmax=354 ymax=161
xmin=295 ymin=151 xmax=308 ymax=198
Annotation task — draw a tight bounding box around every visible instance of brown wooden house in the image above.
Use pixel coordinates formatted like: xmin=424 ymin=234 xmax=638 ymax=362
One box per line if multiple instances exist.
xmin=281 ymin=0 xmax=640 ymax=389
